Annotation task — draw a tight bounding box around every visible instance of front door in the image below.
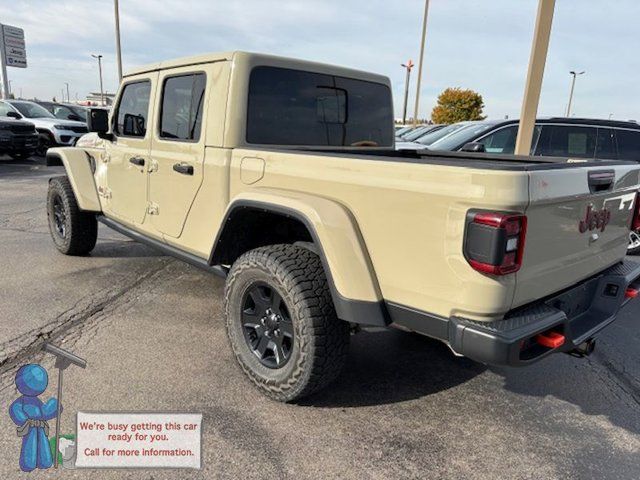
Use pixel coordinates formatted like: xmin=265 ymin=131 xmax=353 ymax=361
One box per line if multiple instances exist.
xmin=105 ymin=75 xmax=157 ymax=225
xmin=148 ymin=68 xmax=208 ymax=238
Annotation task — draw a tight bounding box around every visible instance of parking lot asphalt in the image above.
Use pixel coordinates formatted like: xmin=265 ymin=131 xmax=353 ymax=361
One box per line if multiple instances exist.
xmin=0 ymin=156 xmax=639 ymax=479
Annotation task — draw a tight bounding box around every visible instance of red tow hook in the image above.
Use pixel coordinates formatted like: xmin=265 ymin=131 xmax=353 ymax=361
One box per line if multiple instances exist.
xmin=536 ymin=331 xmax=566 ymax=349
xmin=625 ymin=287 xmax=639 ymax=299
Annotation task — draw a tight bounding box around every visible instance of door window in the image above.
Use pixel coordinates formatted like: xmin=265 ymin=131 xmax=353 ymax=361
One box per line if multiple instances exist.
xmin=595 ymin=128 xmax=616 ymax=159
xmin=615 ymin=129 xmax=640 ymax=161
xmin=159 ymin=73 xmax=206 ymax=141
xmin=115 ymin=81 xmax=151 ymax=137
xmin=0 ymin=102 xmax=14 ymax=116
xmin=535 ymin=125 xmax=597 ymax=158
xmin=477 ymin=126 xmax=518 ymax=154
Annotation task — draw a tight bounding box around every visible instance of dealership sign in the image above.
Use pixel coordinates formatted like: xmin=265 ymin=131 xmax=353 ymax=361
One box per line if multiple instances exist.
xmin=2 ymin=24 xmax=27 ymax=68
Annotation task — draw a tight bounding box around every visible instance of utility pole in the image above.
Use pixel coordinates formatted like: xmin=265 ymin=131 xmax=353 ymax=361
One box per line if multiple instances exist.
xmin=514 ymin=0 xmax=556 ymax=156
xmin=565 ymin=70 xmax=584 ymax=117
xmin=92 ymin=54 xmax=105 ymax=106
xmin=412 ymin=0 xmax=430 ymax=127
xmin=114 ymin=0 xmax=123 ymax=81
xmin=65 ymin=82 xmax=70 ymax=103
xmin=401 ymin=60 xmax=414 ymax=125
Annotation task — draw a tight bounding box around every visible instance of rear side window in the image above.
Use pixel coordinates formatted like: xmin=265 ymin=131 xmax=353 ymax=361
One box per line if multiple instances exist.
xmin=535 ymin=125 xmax=597 ymax=158
xmin=160 ymin=73 xmax=206 ymax=141
xmin=595 ymin=128 xmax=616 ymax=159
xmin=615 ymin=129 xmax=640 ymax=161
xmin=247 ymin=66 xmax=393 ymax=147
xmin=115 ymin=81 xmax=151 ymax=137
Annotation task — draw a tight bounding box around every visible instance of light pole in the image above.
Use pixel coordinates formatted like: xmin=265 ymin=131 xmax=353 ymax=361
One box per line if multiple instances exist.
xmin=114 ymin=0 xmax=123 ymax=81
xmin=565 ymin=70 xmax=584 ymax=117
xmin=514 ymin=0 xmax=556 ymax=156
xmin=65 ymin=82 xmax=70 ymax=103
xmin=412 ymin=0 xmax=430 ymax=127
xmin=401 ymin=60 xmax=414 ymax=125
xmin=91 ymin=54 xmax=105 ymax=106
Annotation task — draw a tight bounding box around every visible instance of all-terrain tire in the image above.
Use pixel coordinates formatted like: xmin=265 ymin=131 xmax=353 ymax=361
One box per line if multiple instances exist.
xmin=224 ymin=244 xmax=350 ymax=402
xmin=47 ymin=176 xmax=98 ymax=255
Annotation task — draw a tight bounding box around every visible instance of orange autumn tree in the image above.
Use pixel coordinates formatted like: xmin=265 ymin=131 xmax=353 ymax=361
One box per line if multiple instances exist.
xmin=431 ymin=87 xmax=486 ymax=124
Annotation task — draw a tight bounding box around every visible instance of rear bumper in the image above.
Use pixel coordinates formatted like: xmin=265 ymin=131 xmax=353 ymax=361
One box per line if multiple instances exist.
xmin=390 ymin=259 xmax=640 ymax=367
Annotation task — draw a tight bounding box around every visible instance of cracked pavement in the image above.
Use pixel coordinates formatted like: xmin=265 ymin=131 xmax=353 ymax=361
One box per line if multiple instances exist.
xmin=0 ymin=156 xmax=639 ymax=479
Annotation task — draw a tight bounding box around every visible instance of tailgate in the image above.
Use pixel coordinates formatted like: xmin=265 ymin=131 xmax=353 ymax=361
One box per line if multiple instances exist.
xmin=513 ymin=163 xmax=640 ymax=308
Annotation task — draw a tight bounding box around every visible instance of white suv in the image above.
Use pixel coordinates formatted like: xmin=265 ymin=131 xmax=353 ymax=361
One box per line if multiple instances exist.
xmin=0 ymin=100 xmax=88 ymax=156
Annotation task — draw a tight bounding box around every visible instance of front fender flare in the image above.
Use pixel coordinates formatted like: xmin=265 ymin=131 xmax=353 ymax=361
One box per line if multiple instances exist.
xmin=213 ymin=189 xmax=389 ymax=326
xmin=47 ymin=147 xmax=101 ymax=212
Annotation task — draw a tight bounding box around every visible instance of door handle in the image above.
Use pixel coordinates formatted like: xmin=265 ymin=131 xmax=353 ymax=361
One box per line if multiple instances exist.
xmin=129 ymin=157 xmax=145 ymax=167
xmin=173 ymin=163 xmax=194 ymax=175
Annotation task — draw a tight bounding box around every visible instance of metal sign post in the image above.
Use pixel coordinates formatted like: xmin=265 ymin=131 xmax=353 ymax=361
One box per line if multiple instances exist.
xmin=42 ymin=343 xmax=87 ymax=469
xmin=0 ymin=24 xmax=27 ymax=100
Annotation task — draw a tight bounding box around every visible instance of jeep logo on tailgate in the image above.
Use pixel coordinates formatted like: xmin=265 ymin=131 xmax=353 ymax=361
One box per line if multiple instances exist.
xmin=579 ymin=204 xmax=611 ymax=233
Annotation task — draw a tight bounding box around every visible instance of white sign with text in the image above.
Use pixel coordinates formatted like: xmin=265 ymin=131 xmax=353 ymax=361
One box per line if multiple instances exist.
xmin=75 ymin=412 xmax=202 ymax=469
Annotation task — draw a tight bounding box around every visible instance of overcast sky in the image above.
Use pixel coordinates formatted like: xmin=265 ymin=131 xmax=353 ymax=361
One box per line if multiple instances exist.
xmin=1 ymin=0 xmax=639 ymax=121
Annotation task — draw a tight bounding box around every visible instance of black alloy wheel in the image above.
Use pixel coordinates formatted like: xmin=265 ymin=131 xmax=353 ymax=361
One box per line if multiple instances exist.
xmin=241 ymin=282 xmax=294 ymax=369
xmin=52 ymin=193 xmax=67 ymax=239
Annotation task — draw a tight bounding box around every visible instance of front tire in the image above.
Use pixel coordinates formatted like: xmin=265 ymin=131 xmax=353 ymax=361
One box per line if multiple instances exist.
xmin=224 ymin=244 xmax=350 ymax=402
xmin=47 ymin=176 xmax=98 ymax=255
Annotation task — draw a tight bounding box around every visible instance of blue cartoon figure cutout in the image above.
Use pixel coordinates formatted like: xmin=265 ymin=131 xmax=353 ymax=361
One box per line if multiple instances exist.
xmin=9 ymin=364 xmax=60 ymax=472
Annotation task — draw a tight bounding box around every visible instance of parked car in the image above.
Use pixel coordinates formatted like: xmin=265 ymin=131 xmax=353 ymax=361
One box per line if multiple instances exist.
xmin=396 ymin=122 xmax=468 ymax=150
xmin=395 ymin=125 xmax=414 ymax=137
xmin=36 ymin=101 xmax=87 ymax=122
xmin=46 ymin=51 xmax=640 ymax=402
xmin=422 ymin=117 xmax=640 ymax=253
xmin=0 ymin=100 xmax=88 ymax=156
xmin=0 ymin=114 xmax=38 ymax=160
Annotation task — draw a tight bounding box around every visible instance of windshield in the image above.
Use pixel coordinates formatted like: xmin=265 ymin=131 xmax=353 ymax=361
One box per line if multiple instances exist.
xmin=68 ymin=105 xmax=88 ymax=121
xmin=429 ymin=123 xmax=497 ymax=151
xmin=415 ymin=123 xmax=467 ymax=145
xmin=54 ymin=104 xmax=86 ymax=121
xmin=11 ymin=101 xmax=55 ymax=119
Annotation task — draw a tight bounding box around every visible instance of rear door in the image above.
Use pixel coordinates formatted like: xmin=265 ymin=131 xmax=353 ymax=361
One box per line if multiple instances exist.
xmin=513 ymin=163 xmax=639 ymax=307
xmin=148 ymin=67 xmax=208 ymax=238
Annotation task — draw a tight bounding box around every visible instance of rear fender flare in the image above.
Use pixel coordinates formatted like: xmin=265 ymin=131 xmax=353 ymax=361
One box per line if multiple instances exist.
xmin=212 ymin=190 xmax=389 ymax=326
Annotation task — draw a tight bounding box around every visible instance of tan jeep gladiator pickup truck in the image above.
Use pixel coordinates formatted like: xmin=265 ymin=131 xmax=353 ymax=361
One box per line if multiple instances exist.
xmin=46 ymin=51 xmax=640 ymax=401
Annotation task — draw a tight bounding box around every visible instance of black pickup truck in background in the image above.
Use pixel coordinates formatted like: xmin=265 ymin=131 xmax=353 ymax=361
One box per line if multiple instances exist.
xmin=0 ymin=118 xmax=38 ymax=160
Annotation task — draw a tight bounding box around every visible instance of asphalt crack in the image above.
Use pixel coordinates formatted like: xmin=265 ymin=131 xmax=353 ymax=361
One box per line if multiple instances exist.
xmin=588 ymin=350 xmax=640 ymax=410
xmin=0 ymin=258 xmax=174 ymax=378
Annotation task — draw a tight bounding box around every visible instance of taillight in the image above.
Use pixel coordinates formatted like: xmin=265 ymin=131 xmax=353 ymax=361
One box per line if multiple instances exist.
xmin=632 ymin=192 xmax=640 ymax=231
xmin=464 ymin=211 xmax=527 ymax=276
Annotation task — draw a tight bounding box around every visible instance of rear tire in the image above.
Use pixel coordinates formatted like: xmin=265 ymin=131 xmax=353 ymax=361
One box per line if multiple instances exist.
xmin=224 ymin=244 xmax=350 ymax=402
xmin=47 ymin=176 xmax=98 ymax=255
xmin=629 ymin=230 xmax=640 ymax=255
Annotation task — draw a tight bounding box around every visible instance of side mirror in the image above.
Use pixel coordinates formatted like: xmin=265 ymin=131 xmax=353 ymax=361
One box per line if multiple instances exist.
xmin=461 ymin=142 xmax=486 ymax=153
xmin=87 ymin=108 xmax=112 ymax=140
xmin=6 ymin=111 xmax=21 ymax=119
xmin=68 ymin=113 xmax=82 ymax=122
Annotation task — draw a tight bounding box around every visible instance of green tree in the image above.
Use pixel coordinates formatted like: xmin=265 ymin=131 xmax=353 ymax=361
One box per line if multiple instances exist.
xmin=431 ymin=87 xmax=486 ymax=124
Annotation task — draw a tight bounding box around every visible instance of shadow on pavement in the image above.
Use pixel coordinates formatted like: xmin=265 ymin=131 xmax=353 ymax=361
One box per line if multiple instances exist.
xmin=91 ymin=241 xmax=165 ymax=259
xmin=300 ymin=329 xmax=486 ymax=407
xmin=495 ymin=349 xmax=640 ymax=436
